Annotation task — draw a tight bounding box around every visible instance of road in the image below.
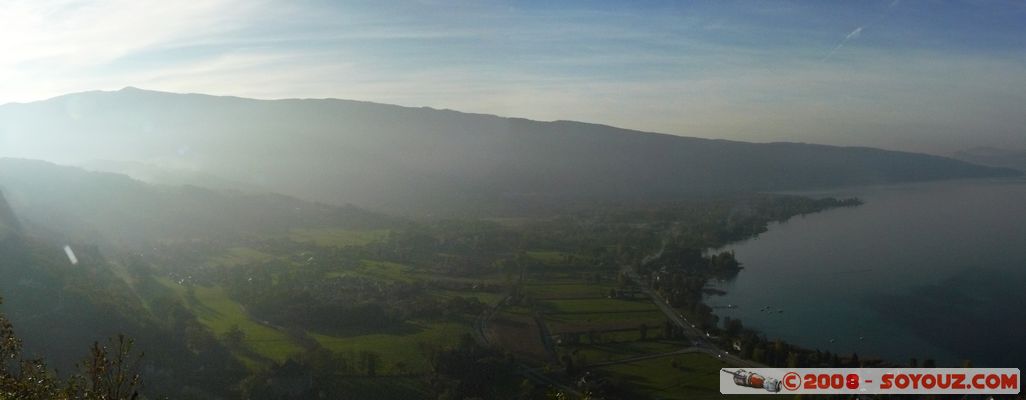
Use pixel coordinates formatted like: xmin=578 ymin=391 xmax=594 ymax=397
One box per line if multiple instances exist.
xmin=621 ymin=265 xmax=763 ymax=368
xmin=474 ymin=294 xmax=583 ymax=397
xmin=533 ymin=311 xmax=560 ymax=363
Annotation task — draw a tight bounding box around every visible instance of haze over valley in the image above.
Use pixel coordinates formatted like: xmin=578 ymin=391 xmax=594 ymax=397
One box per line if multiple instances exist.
xmin=1 ymin=1 xmax=1024 ymax=399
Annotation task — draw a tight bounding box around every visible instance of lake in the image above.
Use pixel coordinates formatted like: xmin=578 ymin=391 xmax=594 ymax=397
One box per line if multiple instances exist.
xmin=708 ymin=178 xmax=1026 ymax=368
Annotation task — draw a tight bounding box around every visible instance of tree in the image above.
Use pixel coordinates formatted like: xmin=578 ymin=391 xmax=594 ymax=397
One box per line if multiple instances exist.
xmin=786 ymin=352 xmax=799 ymax=368
xmin=2 ymin=296 xmax=65 ymax=398
xmin=359 ymin=351 xmax=380 ymax=376
xmin=518 ymin=379 xmax=536 ymax=399
xmin=752 ymin=348 xmax=766 ymax=364
xmin=561 ymin=354 xmax=575 ymax=375
xmin=1 ymin=305 xmax=64 ymax=398
xmin=723 ymin=317 xmax=743 ymax=338
xmin=75 ymin=335 xmax=144 ymax=400
xmin=1 ymin=297 xmax=144 ymax=399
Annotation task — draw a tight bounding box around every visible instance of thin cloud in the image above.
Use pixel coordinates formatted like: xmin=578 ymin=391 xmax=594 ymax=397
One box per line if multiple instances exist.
xmin=0 ymin=1 xmax=1022 ymax=155
xmin=823 ymin=26 xmax=864 ymax=61
xmin=846 ymin=26 xmax=864 ymax=40
xmin=0 ymin=0 xmax=273 ymax=102
xmin=823 ymin=0 xmax=903 ymax=62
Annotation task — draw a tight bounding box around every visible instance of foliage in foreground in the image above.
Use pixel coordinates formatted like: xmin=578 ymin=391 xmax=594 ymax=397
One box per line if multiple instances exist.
xmin=1 ymin=297 xmax=143 ymax=400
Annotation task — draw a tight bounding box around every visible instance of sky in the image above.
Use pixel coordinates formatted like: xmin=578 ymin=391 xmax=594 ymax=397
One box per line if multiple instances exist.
xmin=0 ymin=0 xmax=1024 ymax=154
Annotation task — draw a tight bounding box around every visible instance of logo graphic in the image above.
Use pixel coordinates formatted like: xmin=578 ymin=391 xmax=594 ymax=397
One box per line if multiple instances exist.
xmin=721 ymin=368 xmax=1020 ymax=395
xmin=723 ymin=369 xmax=781 ymax=393
xmin=782 ymin=372 xmax=801 ymax=391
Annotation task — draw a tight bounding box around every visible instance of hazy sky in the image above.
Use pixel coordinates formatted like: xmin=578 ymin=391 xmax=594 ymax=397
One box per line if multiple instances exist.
xmin=1 ymin=0 xmax=1024 ymax=153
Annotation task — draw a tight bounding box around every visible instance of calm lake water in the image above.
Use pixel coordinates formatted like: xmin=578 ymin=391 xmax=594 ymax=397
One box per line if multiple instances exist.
xmin=708 ymin=178 xmax=1026 ymax=368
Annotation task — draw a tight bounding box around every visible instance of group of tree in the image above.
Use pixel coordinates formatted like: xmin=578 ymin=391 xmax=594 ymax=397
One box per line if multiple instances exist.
xmin=2 ymin=297 xmax=143 ymax=399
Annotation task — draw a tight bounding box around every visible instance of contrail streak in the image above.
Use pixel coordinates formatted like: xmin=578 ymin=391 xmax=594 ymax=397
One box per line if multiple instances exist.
xmin=823 ymin=26 xmax=863 ymax=61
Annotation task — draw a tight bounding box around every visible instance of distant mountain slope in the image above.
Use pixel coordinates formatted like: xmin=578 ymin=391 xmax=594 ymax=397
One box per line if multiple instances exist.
xmin=77 ymin=158 xmax=263 ymax=192
xmin=0 ymin=158 xmax=397 ymax=246
xmin=0 ymin=88 xmax=1017 ymax=214
xmin=951 ymin=147 xmax=1026 ymax=173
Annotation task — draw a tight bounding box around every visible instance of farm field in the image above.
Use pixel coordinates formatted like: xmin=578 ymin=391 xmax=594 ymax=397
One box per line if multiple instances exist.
xmin=526 ymin=250 xmax=585 ymax=266
xmin=155 ymin=277 xmax=303 ymax=367
xmin=486 ymin=310 xmax=551 ymax=362
xmin=524 ymin=283 xmax=616 ymax=299
xmin=324 ymin=259 xmax=417 ymax=282
xmin=534 ymin=287 xmax=666 ymax=334
xmin=539 ymin=298 xmax=657 ymax=314
xmin=505 ymin=251 xmax=750 ymax=398
xmin=597 ymin=353 xmax=733 ymax=399
xmin=207 ymin=247 xmax=274 ymax=267
xmin=157 ymin=244 xmax=499 ymax=372
xmin=563 ymin=340 xmax=691 ymax=365
xmin=310 ymin=320 xmax=472 ymax=374
xmin=430 ymin=289 xmax=506 ymax=305
xmin=289 ymin=228 xmax=390 ymax=247
xmin=325 ymin=377 xmax=430 ymax=400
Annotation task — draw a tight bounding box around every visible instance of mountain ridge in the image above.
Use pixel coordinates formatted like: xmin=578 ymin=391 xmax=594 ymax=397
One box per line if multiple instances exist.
xmin=0 ymin=88 xmax=1018 ymax=215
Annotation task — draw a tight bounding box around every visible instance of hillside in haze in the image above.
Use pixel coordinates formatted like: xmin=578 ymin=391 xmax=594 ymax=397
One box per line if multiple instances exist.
xmin=0 ymin=190 xmax=20 ymax=236
xmin=0 ymin=88 xmax=1017 ymax=214
xmin=951 ymin=147 xmax=1026 ymax=173
xmin=0 ymin=220 xmax=248 ymax=397
xmin=0 ymin=158 xmax=397 ymax=247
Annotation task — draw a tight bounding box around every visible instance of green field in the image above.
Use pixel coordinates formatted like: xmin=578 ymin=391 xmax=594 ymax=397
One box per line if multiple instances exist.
xmin=526 ymin=267 xmax=737 ymax=399
xmin=327 ymin=259 xmax=417 ymax=283
xmin=527 ymin=271 xmax=609 ymax=282
xmin=566 ymin=329 xmax=646 ymax=344
xmin=207 ymin=246 xmax=274 ymax=267
xmin=520 ymin=260 xmax=734 ymax=399
xmin=156 ymin=277 xmax=303 ymax=366
xmin=526 ymin=250 xmax=576 ymax=265
xmin=546 ymin=310 xmax=665 ymax=324
xmin=539 ymin=298 xmax=657 ymax=314
xmin=326 ymin=377 xmax=429 ymax=399
xmin=524 ymin=283 xmax=614 ymax=299
xmin=310 ymin=320 xmax=472 ymax=374
xmin=290 ymin=228 xmax=390 ymax=247
xmin=564 ymin=340 xmax=691 ymax=364
xmin=598 ymin=353 xmax=732 ymax=399
xmin=430 ymin=289 xmax=506 ymax=305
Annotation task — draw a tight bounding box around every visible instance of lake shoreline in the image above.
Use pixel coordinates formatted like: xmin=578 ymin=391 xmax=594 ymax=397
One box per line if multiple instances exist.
xmin=705 ymin=178 xmax=1026 ymax=368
